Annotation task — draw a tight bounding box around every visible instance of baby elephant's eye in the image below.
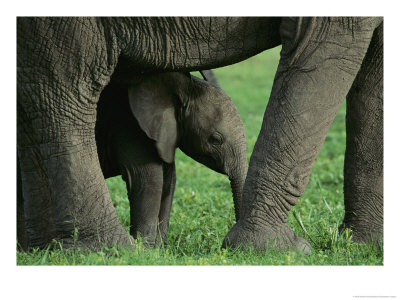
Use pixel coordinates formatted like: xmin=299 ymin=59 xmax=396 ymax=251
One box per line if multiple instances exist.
xmin=208 ymin=132 xmax=223 ymax=146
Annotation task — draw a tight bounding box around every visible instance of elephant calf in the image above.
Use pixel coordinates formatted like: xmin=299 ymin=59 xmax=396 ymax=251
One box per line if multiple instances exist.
xmin=95 ymin=72 xmax=248 ymax=246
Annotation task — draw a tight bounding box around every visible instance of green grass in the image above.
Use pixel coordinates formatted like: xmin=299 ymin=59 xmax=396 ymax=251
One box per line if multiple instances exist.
xmin=17 ymin=47 xmax=383 ymax=265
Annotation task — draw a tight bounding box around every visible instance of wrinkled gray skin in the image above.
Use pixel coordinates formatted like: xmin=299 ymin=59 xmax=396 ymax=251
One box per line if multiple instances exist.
xmin=17 ymin=17 xmax=383 ymax=252
xmin=95 ymin=72 xmax=247 ymax=247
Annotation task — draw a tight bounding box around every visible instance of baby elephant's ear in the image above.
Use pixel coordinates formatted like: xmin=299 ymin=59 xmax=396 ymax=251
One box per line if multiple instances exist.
xmin=128 ymin=80 xmax=178 ymax=164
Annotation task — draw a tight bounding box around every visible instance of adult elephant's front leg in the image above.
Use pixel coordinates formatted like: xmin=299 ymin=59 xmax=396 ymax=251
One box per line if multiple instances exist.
xmin=223 ymin=17 xmax=382 ymax=252
xmin=341 ymin=23 xmax=383 ymax=243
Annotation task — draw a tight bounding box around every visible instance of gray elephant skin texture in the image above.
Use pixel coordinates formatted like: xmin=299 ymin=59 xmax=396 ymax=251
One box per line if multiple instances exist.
xmin=17 ymin=17 xmax=383 ymax=252
xmin=95 ymin=72 xmax=247 ymax=247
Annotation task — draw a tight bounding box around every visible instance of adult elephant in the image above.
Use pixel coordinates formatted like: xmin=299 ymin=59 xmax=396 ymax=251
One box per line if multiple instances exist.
xmin=17 ymin=17 xmax=383 ymax=252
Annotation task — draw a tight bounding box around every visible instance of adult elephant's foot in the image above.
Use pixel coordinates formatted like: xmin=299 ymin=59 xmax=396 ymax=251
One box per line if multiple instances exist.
xmin=222 ymin=219 xmax=311 ymax=254
xmin=61 ymin=232 xmax=134 ymax=251
xmin=53 ymin=223 xmax=135 ymax=251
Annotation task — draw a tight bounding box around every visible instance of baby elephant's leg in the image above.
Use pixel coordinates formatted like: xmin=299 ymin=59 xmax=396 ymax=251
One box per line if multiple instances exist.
xmin=155 ymin=163 xmax=176 ymax=246
xmin=112 ymin=130 xmax=164 ymax=247
xmin=122 ymin=162 xmax=163 ymax=247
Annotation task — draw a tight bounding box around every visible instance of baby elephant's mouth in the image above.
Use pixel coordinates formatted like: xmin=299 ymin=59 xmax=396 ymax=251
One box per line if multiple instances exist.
xmin=189 ymin=153 xmax=225 ymax=175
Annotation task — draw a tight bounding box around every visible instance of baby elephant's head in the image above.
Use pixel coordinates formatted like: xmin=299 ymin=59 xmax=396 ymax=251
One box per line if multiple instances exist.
xmin=128 ymin=72 xmax=248 ymax=220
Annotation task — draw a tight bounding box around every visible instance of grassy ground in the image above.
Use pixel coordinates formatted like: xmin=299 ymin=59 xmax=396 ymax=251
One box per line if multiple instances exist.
xmin=17 ymin=47 xmax=383 ymax=265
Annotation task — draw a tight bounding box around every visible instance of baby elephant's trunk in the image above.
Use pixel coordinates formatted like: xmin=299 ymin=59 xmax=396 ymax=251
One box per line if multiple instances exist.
xmin=228 ymin=154 xmax=248 ymax=221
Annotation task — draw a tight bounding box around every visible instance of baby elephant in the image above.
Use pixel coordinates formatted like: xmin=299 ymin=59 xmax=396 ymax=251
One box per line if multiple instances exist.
xmin=96 ymin=72 xmax=248 ymax=246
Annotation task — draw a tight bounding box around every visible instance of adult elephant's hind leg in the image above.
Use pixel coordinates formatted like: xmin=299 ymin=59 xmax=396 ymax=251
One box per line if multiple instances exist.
xmin=42 ymin=106 xmax=133 ymax=249
xmin=341 ymin=23 xmax=383 ymax=244
xmin=17 ymin=17 xmax=132 ymax=250
xmin=17 ymin=103 xmax=56 ymax=249
xmin=18 ymin=89 xmax=132 ymax=250
xmin=17 ymin=157 xmax=28 ymax=251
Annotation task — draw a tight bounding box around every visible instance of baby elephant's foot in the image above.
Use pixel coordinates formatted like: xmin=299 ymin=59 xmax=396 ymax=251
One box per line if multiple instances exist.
xmin=222 ymin=219 xmax=311 ymax=254
xmin=131 ymin=224 xmax=159 ymax=248
xmin=339 ymin=221 xmax=383 ymax=245
xmin=132 ymin=222 xmax=170 ymax=248
xmin=154 ymin=222 xmax=169 ymax=247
